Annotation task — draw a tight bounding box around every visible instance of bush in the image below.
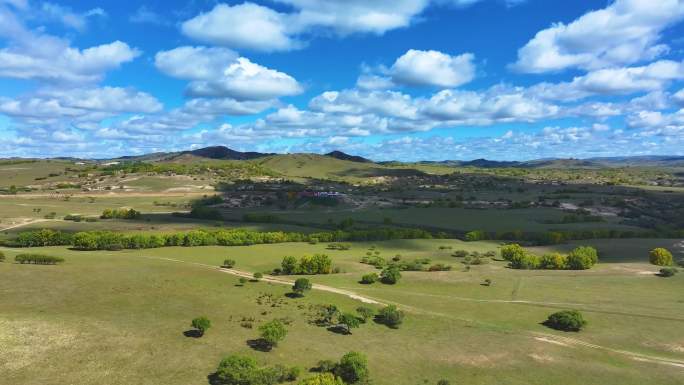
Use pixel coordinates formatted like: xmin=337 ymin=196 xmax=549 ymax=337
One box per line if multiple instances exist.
xmin=539 ymin=253 xmax=567 ymax=270
xmin=376 ymin=305 xmax=404 ymax=328
xmin=334 ymin=352 xmax=369 ymax=384
xmin=501 ymin=244 xmax=525 ymax=261
xmin=298 ymin=373 xmax=344 ymax=385
xmin=566 ymin=246 xmax=598 ymax=270
xmin=15 ymin=253 xmax=64 ymax=265
xmin=259 ymin=319 xmax=287 ymax=348
xmin=191 ymin=316 xmax=211 ymax=337
xmin=292 ymin=278 xmax=312 ymax=297
xmin=253 ymin=272 xmax=263 ymax=280
xmin=0 ymin=251 xmax=4 ymax=262
xmin=659 ymin=267 xmax=678 ymax=277
xmin=649 ymin=248 xmax=673 ymax=266
xmin=222 ymin=259 xmax=236 ymax=268
xmin=360 ymin=273 xmax=378 ymax=284
xmin=213 ymin=355 xmax=262 ymax=385
xmin=451 ymin=250 xmax=468 ymax=258
xmin=464 ymin=230 xmax=486 ymax=241
xmin=544 ymin=310 xmax=587 ymax=332
xmin=355 ymin=306 xmax=374 ymax=323
xmin=380 ymin=266 xmax=401 ymax=284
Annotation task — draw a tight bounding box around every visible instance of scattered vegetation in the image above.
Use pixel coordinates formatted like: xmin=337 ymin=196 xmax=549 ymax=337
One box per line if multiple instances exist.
xmin=544 ymin=310 xmax=587 ymax=332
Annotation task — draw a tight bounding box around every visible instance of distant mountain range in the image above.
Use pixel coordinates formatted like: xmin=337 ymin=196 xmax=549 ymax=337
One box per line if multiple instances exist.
xmin=5 ymin=146 xmax=684 ymax=168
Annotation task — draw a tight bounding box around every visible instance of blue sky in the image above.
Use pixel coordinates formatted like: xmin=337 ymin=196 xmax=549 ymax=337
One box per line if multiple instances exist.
xmin=1 ymin=0 xmax=684 ymax=161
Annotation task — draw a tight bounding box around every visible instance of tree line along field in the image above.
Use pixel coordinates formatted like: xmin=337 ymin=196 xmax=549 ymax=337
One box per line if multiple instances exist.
xmin=1 ymin=237 xmax=683 ymax=385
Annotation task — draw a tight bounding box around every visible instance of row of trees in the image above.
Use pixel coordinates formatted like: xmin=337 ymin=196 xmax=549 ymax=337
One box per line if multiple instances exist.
xmin=501 ymin=244 xmax=599 ymax=270
xmin=279 ymin=255 xmax=334 ymax=275
xmin=100 ymin=208 xmax=141 ymax=219
xmin=14 ymin=253 xmax=64 ymax=265
xmin=464 ymin=228 xmax=684 ymax=245
xmin=12 ymin=227 xmax=435 ymax=250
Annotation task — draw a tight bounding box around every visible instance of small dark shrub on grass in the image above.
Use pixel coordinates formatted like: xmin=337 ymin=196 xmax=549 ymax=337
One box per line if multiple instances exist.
xmin=292 ymin=278 xmax=312 ymax=297
xmin=360 ymin=273 xmax=378 ymax=284
xmin=659 ymin=267 xmax=678 ymax=277
xmin=355 ymin=306 xmax=374 ymax=323
xmin=376 ymin=305 xmax=404 ymax=328
xmin=380 ymin=266 xmax=401 ymax=284
xmin=191 ymin=316 xmax=211 ymax=337
xmin=544 ymin=310 xmax=587 ymax=332
xmin=222 ymin=259 xmax=236 ymax=268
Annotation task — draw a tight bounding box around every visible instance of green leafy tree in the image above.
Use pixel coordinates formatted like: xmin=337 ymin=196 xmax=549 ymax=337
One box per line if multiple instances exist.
xmin=337 ymin=313 xmax=361 ymax=335
xmin=500 ymin=243 xmax=525 ymax=261
xmin=281 ymin=256 xmax=299 ymax=275
xmin=334 ymin=352 xmax=369 ymax=384
xmin=376 ymin=305 xmax=404 ymax=328
xmin=191 ymin=316 xmax=211 ymax=337
xmin=214 ymin=355 xmax=259 ymax=385
xmin=293 ymin=278 xmax=312 ymax=297
xmin=380 ymin=266 xmax=401 ymax=284
xmin=298 ymin=373 xmax=344 ymax=385
xmin=544 ymin=310 xmax=587 ymax=332
xmin=566 ymin=246 xmax=599 ymax=270
xmin=649 ymin=248 xmax=673 ymax=266
xmin=259 ymin=319 xmax=287 ymax=348
xmin=223 ymin=259 xmax=236 ymax=268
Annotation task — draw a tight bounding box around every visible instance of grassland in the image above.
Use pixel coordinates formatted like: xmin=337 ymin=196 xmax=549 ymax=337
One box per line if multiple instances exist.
xmin=1 ymin=238 xmax=683 ymax=385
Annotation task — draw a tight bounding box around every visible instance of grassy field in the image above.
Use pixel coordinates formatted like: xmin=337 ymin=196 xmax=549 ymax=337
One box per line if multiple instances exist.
xmin=2 ymin=238 xmax=683 ymax=385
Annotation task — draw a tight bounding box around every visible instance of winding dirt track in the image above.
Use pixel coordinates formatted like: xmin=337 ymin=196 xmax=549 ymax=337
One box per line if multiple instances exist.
xmin=0 ymin=218 xmax=54 ymax=232
xmin=137 ymin=255 xmax=684 ymax=369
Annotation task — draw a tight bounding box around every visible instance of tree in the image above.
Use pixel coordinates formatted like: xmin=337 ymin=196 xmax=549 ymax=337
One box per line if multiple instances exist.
xmin=337 ymin=313 xmax=361 ymax=335
xmin=566 ymin=246 xmax=598 ymax=270
xmin=259 ymin=319 xmax=287 ymax=348
xmin=282 ymin=256 xmax=299 ymax=275
xmin=380 ymin=266 xmax=401 ymax=284
xmin=334 ymin=351 xmax=369 ymax=384
xmin=355 ymin=306 xmax=374 ymax=323
xmin=544 ymin=310 xmax=587 ymax=332
xmin=253 ymin=272 xmax=263 ymax=281
xmin=501 ymin=243 xmax=525 ymax=261
xmin=298 ymin=373 xmax=344 ymax=385
xmin=191 ymin=316 xmax=211 ymax=337
xmin=215 ymin=355 xmax=259 ymax=385
xmin=223 ymin=259 xmax=236 ymax=268
xmin=360 ymin=273 xmax=378 ymax=284
xmin=293 ymin=278 xmax=312 ymax=297
xmin=649 ymin=248 xmax=673 ymax=266
xmin=376 ymin=305 xmax=404 ymax=328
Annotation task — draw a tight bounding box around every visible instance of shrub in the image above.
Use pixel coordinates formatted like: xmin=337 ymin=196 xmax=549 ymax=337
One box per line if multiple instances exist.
xmin=376 ymin=305 xmax=404 ymax=328
xmin=508 ymin=253 xmax=540 ymax=269
xmin=337 ymin=313 xmax=361 ymax=334
xmin=539 ymin=253 xmax=567 ymax=270
xmin=355 ymin=306 xmax=374 ymax=323
xmin=191 ymin=316 xmax=211 ymax=337
xmin=659 ymin=267 xmax=678 ymax=277
xmin=100 ymin=208 xmax=141 ymax=220
xmin=15 ymin=253 xmax=64 ymax=265
xmin=380 ymin=266 xmax=401 ymax=284
xmin=214 ymin=355 xmax=260 ymax=385
xmin=544 ymin=310 xmax=587 ymax=332
xmin=223 ymin=259 xmax=236 ymax=268
xmin=451 ymin=250 xmax=468 ymax=258
xmin=566 ymin=246 xmax=599 ymax=270
xmin=239 ymin=277 xmax=248 ymax=285
xmin=259 ymin=319 xmax=287 ymax=348
xmin=483 ymin=278 xmax=492 ymax=286
xmin=281 ymin=254 xmax=333 ymax=275
xmin=334 ymin=352 xmax=369 ymax=384
xmin=360 ymin=273 xmax=378 ymax=284
xmin=649 ymin=248 xmax=673 ymax=266
xmin=428 ymin=263 xmax=452 ymax=271
xmin=0 ymin=251 xmax=4 ymax=262
xmin=315 ymin=360 xmax=337 ymax=373
xmin=298 ymin=373 xmax=344 ymax=385
xmin=501 ymin=244 xmax=525 ymax=261
xmin=292 ymin=278 xmax=312 ymax=297
xmin=253 ymin=272 xmax=263 ymax=281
